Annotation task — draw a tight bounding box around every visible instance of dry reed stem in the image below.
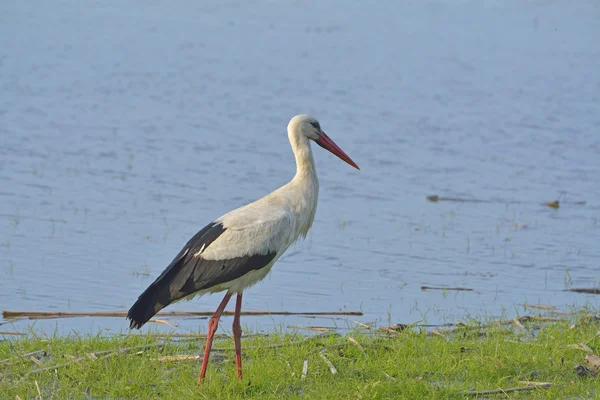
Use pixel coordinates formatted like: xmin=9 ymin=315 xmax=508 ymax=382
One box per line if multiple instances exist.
xmin=0 ymin=350 xmax=45 ymax=365
xmin=512 ymin=318 xmax=526 ymax=329
xmin=569 ymin=288 xmax=600 ymax=294
xmin=156 ymin=353 xmax=226 ymax=362
xmin=567 ymin=343 xmax=594 ymax=353
xmin=2 ymin=310 xmax=363 ymax=320
xmin=287 ymin=325 xmax=330 ymax=332
xmin=301 ymin=360 xmax=308 ymax=381
xmin=463 ymin=383 xmax=552 ymax=395
xmin=29 ymin=356 xmax=46 ymax=369
xmin=352 ymin=320 xmax=372 ymax=329
xmin=319 ymin=351 xmax=337 ymax=375
xmin=347 ymin=337 xmax=367 ymax=357
xmin=518 ymin=381 xmax=552 ymax=386
xmin=518 ymin=304 xmax=558 ymax=311
xmin=147 ymin=319 xmax=177 ymax=327
xmin=382 ymin=371 xmax=396 ymax=380
xmin=420 ymin=286 xmax=474 ymax=292
xmin=34 ymin=380 xmax=41 ymax=400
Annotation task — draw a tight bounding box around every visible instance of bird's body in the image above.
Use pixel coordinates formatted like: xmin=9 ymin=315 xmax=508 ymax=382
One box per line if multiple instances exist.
xmin=127 ymin=115 xmax=358 ymax=386
xmin=206 ymin=167 xmax=319 ymax=293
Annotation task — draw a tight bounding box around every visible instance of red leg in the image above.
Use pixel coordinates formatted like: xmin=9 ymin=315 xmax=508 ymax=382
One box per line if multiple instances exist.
xmin=232 ymin=292 xmax=243 ymax=380
xmin=197 ymin=292 xmax=233 ymax=386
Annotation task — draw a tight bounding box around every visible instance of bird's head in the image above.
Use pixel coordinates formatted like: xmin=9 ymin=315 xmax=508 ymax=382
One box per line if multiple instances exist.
xmin=288 ymin=114 xmax=360 ymax=170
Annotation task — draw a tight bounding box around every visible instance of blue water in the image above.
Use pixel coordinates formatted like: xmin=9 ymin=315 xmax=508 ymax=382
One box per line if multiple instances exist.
xmin=1 ymin=0 xmax=599 ymax=335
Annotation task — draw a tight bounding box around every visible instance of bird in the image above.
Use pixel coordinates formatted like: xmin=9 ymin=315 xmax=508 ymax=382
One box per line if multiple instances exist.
xmin=127 ymin=114 xmax=359 ymax=386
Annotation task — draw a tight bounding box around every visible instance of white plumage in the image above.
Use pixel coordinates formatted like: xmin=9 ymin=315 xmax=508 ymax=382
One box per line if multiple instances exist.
xmin=127 ymin=114 xmax=359 ymax=385
xmin=192 ymin=115 xmax=328 ymax=293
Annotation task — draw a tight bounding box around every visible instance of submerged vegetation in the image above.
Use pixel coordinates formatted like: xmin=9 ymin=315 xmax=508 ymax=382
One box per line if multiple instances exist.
xmin=1 ymin=311 xmax=599 ymax=399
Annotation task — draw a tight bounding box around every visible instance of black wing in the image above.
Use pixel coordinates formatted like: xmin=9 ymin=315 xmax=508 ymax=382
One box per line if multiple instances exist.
xmin=127 ymin=222 xmax=276 ymax=329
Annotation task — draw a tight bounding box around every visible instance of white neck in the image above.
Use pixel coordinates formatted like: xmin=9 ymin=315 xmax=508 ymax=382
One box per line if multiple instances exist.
xmin=290 ymin=133 xmax=317 ymax=181
xmin=286 ymin=132 xmax=319 ymax=239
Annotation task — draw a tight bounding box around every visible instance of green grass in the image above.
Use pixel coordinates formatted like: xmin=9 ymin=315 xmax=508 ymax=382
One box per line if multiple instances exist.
xmin=1 ymin=315 xmax=599 ymax=399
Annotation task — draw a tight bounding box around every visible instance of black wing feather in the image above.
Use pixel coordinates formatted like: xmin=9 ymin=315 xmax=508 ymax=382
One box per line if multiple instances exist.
xmin=127 ymin=221 xmax=276 ymax=329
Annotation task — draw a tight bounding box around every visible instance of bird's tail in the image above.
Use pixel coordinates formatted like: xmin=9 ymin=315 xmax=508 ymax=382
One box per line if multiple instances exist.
xmin=127 ymin=284 xmax=165 ymax=329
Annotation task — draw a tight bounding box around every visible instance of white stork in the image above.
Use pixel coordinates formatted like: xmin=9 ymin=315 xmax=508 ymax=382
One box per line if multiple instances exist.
xmin=127 ymin=114 xmax=359 ymax=385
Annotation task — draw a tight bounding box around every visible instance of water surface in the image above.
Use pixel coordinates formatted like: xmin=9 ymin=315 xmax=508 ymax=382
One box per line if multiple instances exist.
xmin=1 ymin=0 xmax=599 ymax=335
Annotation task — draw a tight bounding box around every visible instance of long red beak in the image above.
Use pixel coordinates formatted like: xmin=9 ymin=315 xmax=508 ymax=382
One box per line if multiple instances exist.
xmin=315 ymin=132 xmax=360 ymax=170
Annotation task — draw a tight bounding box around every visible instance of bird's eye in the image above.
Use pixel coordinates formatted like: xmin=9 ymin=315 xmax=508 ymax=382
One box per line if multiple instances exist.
xmin=310 ymin=121 xmax=320 ymax=130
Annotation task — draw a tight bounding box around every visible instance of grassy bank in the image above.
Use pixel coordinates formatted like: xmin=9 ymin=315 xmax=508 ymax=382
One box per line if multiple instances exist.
xmin=1 ymin=313 xmax=599 ymax=399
